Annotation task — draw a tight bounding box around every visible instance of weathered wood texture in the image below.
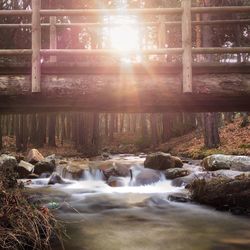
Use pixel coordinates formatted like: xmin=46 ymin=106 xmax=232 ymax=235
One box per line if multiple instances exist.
xmin=0 ymin=72 xmax=250 ymax=112
xmin=182 ymin=0 xmax=192 ymax=92
xmin=31 ymin=0 xmax=41 ymax=92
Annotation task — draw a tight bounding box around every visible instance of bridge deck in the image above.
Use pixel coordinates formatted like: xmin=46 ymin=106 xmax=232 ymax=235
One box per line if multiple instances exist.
xmin=1 ymin=1 xmax=250 ymax=112
xmin=1 ymin=63 xmax=250 ymax=113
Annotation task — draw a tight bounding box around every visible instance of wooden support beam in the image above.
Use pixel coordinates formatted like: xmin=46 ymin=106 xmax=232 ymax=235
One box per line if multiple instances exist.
xmin=182 ymin=0 xmax=192 ymax=93
xmin=40 ymin=48 xmax=183 ymax=56
xmin=2 ymin=19 xmax=250 ymax=29
xmin=193 ymin=47 xmax=250 ymax=54
xmin=0 ymin=73 xmax=250 ymax=112
xmin=31 ymin=0 xmax=41 ymax=93
xmin=0 ymin=49 xmax=32 ymax=55
xmin=191 ymin=6 xmax=250 ymax=14
xmin=49 ymin=16 xmax=57 ymax=62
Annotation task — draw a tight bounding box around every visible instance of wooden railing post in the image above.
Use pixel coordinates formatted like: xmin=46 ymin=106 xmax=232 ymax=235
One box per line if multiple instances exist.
xmin=50 ymin=16 xmax=57 ymax=62
xmin=32 ymin=0 xmax=41 ymax=93
xmin=182 ymin=0 xmax=192 ymax=93
xmin=158 ymin=15 xmax=167 ymax=61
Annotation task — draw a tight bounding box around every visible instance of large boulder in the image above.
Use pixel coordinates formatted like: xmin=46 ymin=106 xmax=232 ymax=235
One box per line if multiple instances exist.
xmin=34 ymin=159 xmax=55 ymax=175
xmin=190 ymin=176 xmax=250 ymax=212
xmin=132 ymin=169 xmax=161 ymax=186
xmin=62 ymin=160 xmax=89 ymax=179
xmin=144 ymin=152 xmax=183 ymax=171
xmin=165 ymin=168 xmax=190 ymax=180
xmin=17 ymin=160 xmax=34 ymax=178
xmin=27 ymin=149 xmax=44 ymax=164
xmin=102 ymin=162 xmax=131 ymax=179
xmin=0 ymin=154 xmax=17 ymax=172
xmin=202 ymin=154 xmax=250 ymax=171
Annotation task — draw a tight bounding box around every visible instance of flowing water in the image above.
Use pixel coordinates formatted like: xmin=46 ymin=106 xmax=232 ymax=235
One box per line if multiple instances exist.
xmin=27 ymin=155 xmax=250 ymax=250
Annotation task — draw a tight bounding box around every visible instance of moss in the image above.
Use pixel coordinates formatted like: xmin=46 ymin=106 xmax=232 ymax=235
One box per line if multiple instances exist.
xmin=239 ymin=144 xmax=250 ymax=149
xmin=190 ymin=177 xmax=250 ymax=213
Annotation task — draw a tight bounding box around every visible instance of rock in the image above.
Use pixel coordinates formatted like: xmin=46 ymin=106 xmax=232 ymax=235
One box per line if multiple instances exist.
xmin=172 ymin=172 xmax=211 ymax=187
xmin=165 ymin=168 xmax=190 ymax=180
xmin=103 ymin=162 xmax=130 ymax=179
xmin=202 ymin=154 xmax=250 ymax=171
xmin=34 ymin=160 xmax=55 ymax=175
xmin=62 ymin=160 xmax=88 ymax=179
xmin=107 ymin=176 xmax=126 ymax=187
xmin=190 ymin=176 xmax=250 ymax=211
xmin=45 ymin=154 xmax=56 ymax=165
xmin=132 ymin=169 xmax=161 ymax=186
xmin=27 ymin=173 xmax=39 ymax=179
xmin=27 ymin=149 xmax=44 ymax=164
xmin=40 ymin=172 xmax=52 ymax=178
xmin=144 ymin=152 xmax=183 ymax=171
xmin=17 ymin=160 xmax=34 ymax=178
xmin=0 ymin=154 xmax=17 ymax=172
xmin=101 ymin=152 xmax=111 ymax=160
xmin=168 ymin=193 xmax=190 ymax=203
xmin=48 ymin=172 xmax=66 ymax=185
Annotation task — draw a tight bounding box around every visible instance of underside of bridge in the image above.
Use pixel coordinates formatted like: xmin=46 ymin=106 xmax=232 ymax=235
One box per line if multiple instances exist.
xmin=0 ymin=63 xmax=250 ymax=113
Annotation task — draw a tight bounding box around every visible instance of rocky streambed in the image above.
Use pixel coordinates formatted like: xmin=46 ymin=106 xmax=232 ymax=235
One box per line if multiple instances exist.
xmin=1 ymin=151 xmax=250 ymax=250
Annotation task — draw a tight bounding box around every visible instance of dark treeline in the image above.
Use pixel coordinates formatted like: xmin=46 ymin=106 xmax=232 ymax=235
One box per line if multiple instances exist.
xmin=0 ymin=112 xmax=248 ymax=154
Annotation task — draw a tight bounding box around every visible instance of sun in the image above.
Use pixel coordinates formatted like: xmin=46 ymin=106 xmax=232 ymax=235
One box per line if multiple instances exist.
xmin=110 ymin=24 xmax=140 ymax=51
xmin=104 ymin=16 xmax=140 ymax=52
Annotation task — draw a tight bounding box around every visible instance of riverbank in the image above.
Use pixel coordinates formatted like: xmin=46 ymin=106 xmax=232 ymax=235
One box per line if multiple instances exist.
xmin=159 ymin=116 xmax=250 ymax=159
xmin=1 ymin=115 xmax=249 ymax=160
xmin=0 ymin=154 xmax=64 ymax=250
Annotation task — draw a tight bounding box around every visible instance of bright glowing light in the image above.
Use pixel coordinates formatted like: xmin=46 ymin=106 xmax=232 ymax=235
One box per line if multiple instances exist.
xmin=110 ymin=24 xmax=140 ymax=51
xmin=104 ymin=16 xmax=140 ymax=52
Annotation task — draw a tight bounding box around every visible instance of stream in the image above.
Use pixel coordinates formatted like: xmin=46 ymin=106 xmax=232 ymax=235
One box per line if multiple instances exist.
xmin=26 ymin=155 xmax=250 ymax=250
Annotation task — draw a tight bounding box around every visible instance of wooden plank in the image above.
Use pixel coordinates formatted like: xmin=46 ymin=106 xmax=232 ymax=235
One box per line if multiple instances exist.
xmin=0 ymin=50 xmax=32 ymax=55
xmin=192 ymin=6 xmax=250 ymax=14
xmin=1 ymin=73 xmax=250 ymax=96
xmin=2 ymin=19 xmax=250 ymax=29
xmin=1 ymin=62 xmax=250 ymax=75
xmin=193 ymin=47 xmax=250 ymax=54
xmin=39 ymin=8 xmax=183 ymax=16
xmin=0 ymin=95 xmax=249 ymax=113
xmin=182 ymin=0 xmax=192 ymax=93
xmin=40 ymin=48 xmax=184 ymax=56
xmin=49 ymin=16 xmax=57 ymax=62
xmin=1 ymin=6 xmax=250 ymax=17
xmin=31 ymin=0 xmax=41 ymax=93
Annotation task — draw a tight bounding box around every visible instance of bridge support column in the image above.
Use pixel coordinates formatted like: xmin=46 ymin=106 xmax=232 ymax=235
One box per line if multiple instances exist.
xmin=182 ymin=0 xmax=192 ymax=93
xmin=31 ymin=0 xmax=41 ymax=93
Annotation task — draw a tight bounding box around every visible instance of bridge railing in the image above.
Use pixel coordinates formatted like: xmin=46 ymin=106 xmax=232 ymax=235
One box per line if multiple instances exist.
xmin=0 ymin=0 xmax=250 ymax=94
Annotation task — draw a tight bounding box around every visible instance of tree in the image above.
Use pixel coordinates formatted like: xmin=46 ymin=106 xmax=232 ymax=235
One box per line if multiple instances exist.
xmin=201 ymin=0 xmax=220 ymax=148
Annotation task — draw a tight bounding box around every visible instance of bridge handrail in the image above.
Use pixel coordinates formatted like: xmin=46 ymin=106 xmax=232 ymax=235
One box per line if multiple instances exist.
xmin=1 ymin=6 xmax=250 ymax=16
xmin=0 ymin=0 xmax=250 ymax=94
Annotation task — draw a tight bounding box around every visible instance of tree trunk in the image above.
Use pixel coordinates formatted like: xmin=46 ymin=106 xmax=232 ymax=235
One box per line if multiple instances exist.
xmin=48 ymin=113 xmax=56 ymax=146
xmin=162 ymin=113 xmax=172 ymax=142
xmin=203 ymin=113 xmax=220 ymax=148
xmin=0 ymin=115 xmax=2 ymax=150
xmin=150 ymin=114 xmax=158 ymax=147
xmin=201 ymin=0 xmax=220 ymax=148
xmin=109 ymin=114 xmax=115 ymax=140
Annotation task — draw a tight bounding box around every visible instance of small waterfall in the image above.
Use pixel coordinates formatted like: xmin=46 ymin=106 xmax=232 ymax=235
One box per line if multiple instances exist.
xmin=83 ymin=169 xmax=104 ymax=181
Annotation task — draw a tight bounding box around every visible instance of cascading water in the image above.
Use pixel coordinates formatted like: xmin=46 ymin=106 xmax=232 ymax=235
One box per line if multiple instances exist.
xmin=26 ymin=155 xmax=250 ymax=250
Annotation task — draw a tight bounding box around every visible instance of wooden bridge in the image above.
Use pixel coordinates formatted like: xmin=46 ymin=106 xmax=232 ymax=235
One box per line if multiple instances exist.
xmin=0 ymin=0 xmax=250 ymax=113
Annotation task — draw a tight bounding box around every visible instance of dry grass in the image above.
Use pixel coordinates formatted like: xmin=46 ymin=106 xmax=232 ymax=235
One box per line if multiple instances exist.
xmin=0 ymin=169 xmax=64 ymax=250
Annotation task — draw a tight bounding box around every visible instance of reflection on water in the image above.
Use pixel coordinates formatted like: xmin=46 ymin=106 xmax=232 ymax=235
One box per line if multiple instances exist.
xmin=27 ymin=155 xmax=250 ymax=250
